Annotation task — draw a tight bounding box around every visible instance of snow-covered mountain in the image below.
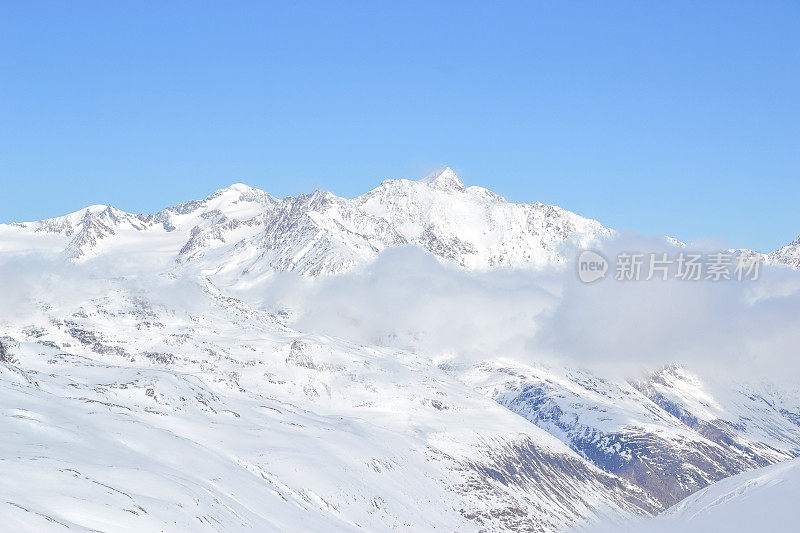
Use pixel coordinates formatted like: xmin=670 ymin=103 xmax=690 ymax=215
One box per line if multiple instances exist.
xmin=0 ymin=168 xmax=612 ymax=278
xmin=461 ymin=362 xmax=800 ymax=509
xmin=0 ymin=277 xmax=657 ymax=532
xmin=768 ymin=235 xmax=800 ymax=269
xmin=3 ymin=168 xmax=800 ymax=531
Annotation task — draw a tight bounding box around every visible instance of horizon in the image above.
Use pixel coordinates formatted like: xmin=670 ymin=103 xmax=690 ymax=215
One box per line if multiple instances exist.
xmin=4 ymin=166 xmax=798 ymax=254
xmin=2 ymin=2 xmax=799 ymax=252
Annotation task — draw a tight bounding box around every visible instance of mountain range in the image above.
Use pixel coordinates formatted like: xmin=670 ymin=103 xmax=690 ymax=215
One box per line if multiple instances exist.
xmin=1 ymin=168 xmax=799 ymax=531
xmin=0 ymin=168 xmax=614 ymax=277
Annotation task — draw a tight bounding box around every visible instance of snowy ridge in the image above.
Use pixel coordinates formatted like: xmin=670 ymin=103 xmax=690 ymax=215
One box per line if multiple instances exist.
xmin=0 ymin=168 xmax=612 ymax=277
xmin=768 ymin=234 xmax=800 ymax=269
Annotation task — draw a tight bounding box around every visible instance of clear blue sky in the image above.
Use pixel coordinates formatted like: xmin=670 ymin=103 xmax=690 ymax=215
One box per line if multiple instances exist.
xmin=1 ymin=1 xmax=798 ymax=251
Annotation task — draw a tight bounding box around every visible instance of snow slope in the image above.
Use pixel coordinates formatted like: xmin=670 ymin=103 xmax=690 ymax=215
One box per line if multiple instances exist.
xmin=643 ymin=457 xmax=800 ymax=531
xmin=0 ymin=275 xmax=657 ymax=532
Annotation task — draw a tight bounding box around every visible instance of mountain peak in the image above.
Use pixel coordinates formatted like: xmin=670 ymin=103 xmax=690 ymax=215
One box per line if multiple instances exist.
xmin=420 ymin=167 xmax=465 ymax=190
xmin=213 ymin=183 xmax=259 ymax=195
xmin=206 ymin=183 xmax=275 ymax=204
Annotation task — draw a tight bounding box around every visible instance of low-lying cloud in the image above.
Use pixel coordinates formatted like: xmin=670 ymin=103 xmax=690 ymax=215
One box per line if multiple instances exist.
xmin=238 ymin=237 xmax=800 ymax=381
xmin=3 ymin=234 xmax=800 ymax=382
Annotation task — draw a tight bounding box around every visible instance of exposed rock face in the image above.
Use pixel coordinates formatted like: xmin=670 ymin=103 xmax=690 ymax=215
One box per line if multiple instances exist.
xmin=462 ymin=362 xmax=800 ymax=509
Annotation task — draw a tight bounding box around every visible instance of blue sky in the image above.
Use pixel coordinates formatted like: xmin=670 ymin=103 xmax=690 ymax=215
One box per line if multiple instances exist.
xmin=1 ymin=1 xmax=798 ymax=251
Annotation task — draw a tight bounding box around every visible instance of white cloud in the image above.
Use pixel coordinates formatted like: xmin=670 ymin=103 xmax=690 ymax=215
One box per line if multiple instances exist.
xmin=239 ymin=237 xmax=800 ymax=382
xmin=4 ymin=235 xmax=800 ymax=383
